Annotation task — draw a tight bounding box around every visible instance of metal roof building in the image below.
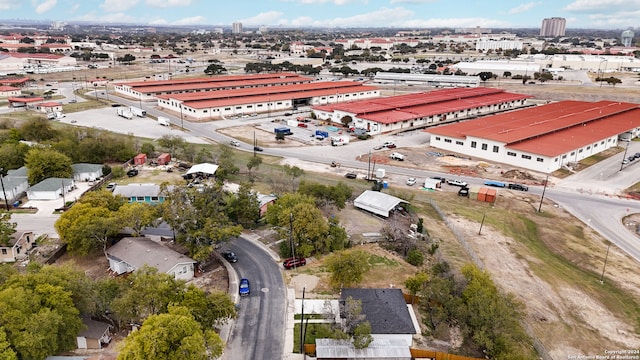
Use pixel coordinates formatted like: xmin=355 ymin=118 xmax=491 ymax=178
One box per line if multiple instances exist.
xmin=312 ymin=87 xmax=530 ymax=135
xmin=373 ymin=72 xmax=480 ymax=88
xmin=353 ymin=191 xmax=407 ymax=218
xmin=428 ymin=100 xmax=640 ymax=173
xmin=315 ymin=338 xmax=411 ymax=360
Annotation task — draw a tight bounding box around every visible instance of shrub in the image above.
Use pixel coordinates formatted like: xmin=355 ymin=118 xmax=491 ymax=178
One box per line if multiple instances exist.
xmin=406 ymin=249 xmax=424 ymax=266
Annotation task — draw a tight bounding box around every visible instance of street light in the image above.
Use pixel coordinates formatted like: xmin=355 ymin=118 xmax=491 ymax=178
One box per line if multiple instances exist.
xmin=620 ymin=140 xmax=630 ymax=171
xmin=0 ymin=168 xmax=10 ymax=211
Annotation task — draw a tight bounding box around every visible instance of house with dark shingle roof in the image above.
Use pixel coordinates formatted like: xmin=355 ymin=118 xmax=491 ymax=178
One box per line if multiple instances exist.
xmin=76 ymin=317 xmax=112 ymax=350
xmin=107 ymin=237 xmax=196 ymax=281
xmin=341 ymin=288 xmax=418 ymax=347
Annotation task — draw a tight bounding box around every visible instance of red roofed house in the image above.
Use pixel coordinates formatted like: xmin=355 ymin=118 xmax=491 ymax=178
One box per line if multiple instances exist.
xmin=428 ymin=100 xmax=640 ymax=173
xmin=34 ymin=101 xmax=63 ymax=114
xmin=0 ymin=86 xmax=20 ymax=98
xmin=7 ymin=96 xmax=44 ymax=108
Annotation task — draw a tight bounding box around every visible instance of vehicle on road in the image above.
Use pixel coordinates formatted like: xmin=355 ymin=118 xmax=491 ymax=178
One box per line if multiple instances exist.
xmin=431 ymin=176 xmax=446 ymax=183
xmin=127 ymin=169 xmax=138 ymax=177
xmin=239 ymin=278 xmax=250 ymax=296
xmin=106 ymin=183 xmax=116 ymax=191
xmin=222 ymin=250 xmax=238 ymax=263
xmin=158 ymin=116 xmax=170 ymax=126
xmin=331 ymin=161 xmax=341 ymax=167
xmin=345 ymin=173 xmax=357 ymax=179
xmin=283 ymin=257 xmax=306 ymax=269
xmin=508 ymin=183 xmax=529 ymax=191
xmin=390 ymin=152 xmax=404 ymax=161
xmin=406 ymin=177 xmax=417 ymax=186
xmin=484 ymin=180 xmax=506 ymax=188
xmin=297 ymin=123 xmax=307 ymax=128
xmin=447 ymin=179 xmax=467 ymax=187
xmin=383 ymin=141 xmax=396 ymax=149
xmin=230 ymin=140 xmax=240 ymax=147
xmin=373 ymin=145 xmax=384 ymax=150
xmin=253 ymin=146 xmax=263 ymax=152
xmin=284 ymin=112 xmax=293 ymax=116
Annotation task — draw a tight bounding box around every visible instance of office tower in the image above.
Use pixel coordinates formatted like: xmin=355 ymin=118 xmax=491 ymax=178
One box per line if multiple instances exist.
xmin=540 ymin=17 xmax=566 ymax=37
xmin=232 ymin=22 xmax=243 ymax=34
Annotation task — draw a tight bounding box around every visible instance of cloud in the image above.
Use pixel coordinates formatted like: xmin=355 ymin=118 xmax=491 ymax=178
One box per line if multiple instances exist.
xmin=32 ymin=0 xmax=57 ymax=14
xmin=508 ymin=1 xmax=541 ymax=14
xmin=145 ymin=0 xmax=192 ymax=8
xmin=100 ymin=0 xmax=139 ymax=12
xmin=389 ymin=0 xmax=437 ymax=3
xmin=0 ymin=0 xmax=20 ymax=10
xmin=579 ymin=10 xmax=640 ymax=27
xmin=172 ymin=16 xmax=206 ymax=25
xmin=240 ymin=11 xmax=285 ymax=26
xmin=564 ymin=0 xmax=640 ymax=12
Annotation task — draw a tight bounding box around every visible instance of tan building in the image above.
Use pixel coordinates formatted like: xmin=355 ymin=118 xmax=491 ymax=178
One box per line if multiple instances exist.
xmin=0 ymin=231 xmax=35 ymax=263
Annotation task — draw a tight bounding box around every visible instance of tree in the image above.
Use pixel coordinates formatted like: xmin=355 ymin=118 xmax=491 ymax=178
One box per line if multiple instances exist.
xmin=157 ymin=135 xmax=187 ymax=157
xmin=246 ymin=155 xmax=262 ymax=178
xmin=0 ymin=327 xmax=16 ymax=360
xmin=215 ymin=145 xmax=239 ymax=182
xmin=326 ymin=249 xmax=370 ymax=289
xmin=24 ymin=147 xmax=72 ymax=185
xmin=117 ymin=306 xmax=224 ymax=360
xmin=478 ymin=71 xmax=493 ymax=82
xmin=341 ymin=297 xmax=373 ymax=349
xmin=55 ymin=202 xmax=124 ymax=257
xmin=119 ymin=202 xmax=159 ymax=236
xmin=405 ymin=272 xmax=429 ymax=304
xmin=606 ymin=77 xmax=622 ymax=86
xmin=21 ymin=119 xmax=58 ymax=142
xmin=180 ymin=286 xmax=236 ymax=328
xmin=282 ymin=164 xmax=304 ymax=192
xmin=204 ymin=63 xmax=227 ymax=75
xmin=225 ymin=183 xmax=260 ymax=228
xmin=0 ymin=213 xmax=16 ymax=248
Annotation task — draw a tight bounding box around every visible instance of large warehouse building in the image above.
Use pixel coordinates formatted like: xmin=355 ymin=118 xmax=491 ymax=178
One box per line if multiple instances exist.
xmin=114 ymin=72 xmax=315 ymax=101
xmin=312 ymin=87 xmax=531 ymax=135
xmin=428 ymin=100 xmax=640 ymax=173
xmin=156 ymin=81 xmax=379 ymax=120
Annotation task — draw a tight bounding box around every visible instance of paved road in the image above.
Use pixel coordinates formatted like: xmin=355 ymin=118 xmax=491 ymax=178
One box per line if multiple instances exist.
xmin=223 ymin=236 xmax=285 ymax=360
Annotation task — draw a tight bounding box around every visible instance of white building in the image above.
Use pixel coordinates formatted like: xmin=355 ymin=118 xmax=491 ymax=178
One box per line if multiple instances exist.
xmin=540 ymin=17 xmax=566 ymax=37
xmin=232 ymin=22 xmax=243 ymax=34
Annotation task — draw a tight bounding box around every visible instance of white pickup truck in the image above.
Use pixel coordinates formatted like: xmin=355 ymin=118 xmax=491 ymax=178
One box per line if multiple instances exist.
xmin=390 ymin=152 xmax=404 ymax=161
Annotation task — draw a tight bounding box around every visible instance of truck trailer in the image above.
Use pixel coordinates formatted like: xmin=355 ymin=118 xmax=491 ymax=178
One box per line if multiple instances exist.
xmin=274 ymin=127 xmax=293 ymax=135
xmin=331 ymin=136 xmax=349 ymax=146
xmin=158 ymin=116 xmax=170 ymax=126
xmin=116 ymin=108 xmax=134 ymax=119
xmin=130 ymin=106 xmax=146 ymax=117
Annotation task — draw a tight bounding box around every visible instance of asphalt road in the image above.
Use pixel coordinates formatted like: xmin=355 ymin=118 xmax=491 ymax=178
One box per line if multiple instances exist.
xmin=223 ymin=236 xmax=286 ymax=360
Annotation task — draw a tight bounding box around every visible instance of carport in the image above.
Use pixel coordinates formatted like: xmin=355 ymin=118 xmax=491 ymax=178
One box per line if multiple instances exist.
xmin=353 ymin=190 xmax=407 ymax=218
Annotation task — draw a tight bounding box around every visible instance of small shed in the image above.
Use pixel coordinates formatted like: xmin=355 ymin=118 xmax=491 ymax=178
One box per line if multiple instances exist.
xmin=477 ymin=187 xmax=488 ymax=202
xmin=157 ymin=153 xmax=171 ymax=166
xmin=468 ymin=186 xmax=481 ymax=200
xmin=186 ymin=163 xmax=219 ymax=178
xmin=76 ymin=317 xmax=111 ymax=350
xmin=353 ymin=190 xmax=407 ymax=218
xmin=485 ymin=188 xmax=497 ymax=203
xmin=133 ymin=153 xmax=147 ymax=165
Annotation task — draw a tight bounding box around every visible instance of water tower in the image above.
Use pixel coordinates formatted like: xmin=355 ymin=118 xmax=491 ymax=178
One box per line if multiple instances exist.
xmin=621 ymin=30 xmax=634 ymax=47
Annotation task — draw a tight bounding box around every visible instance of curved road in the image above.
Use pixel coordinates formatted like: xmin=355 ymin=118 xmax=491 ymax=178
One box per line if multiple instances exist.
xmin=223 ymin=236 xmax=286 ymax=360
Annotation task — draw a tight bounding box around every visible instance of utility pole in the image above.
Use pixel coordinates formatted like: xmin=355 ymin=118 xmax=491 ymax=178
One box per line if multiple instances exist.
xmin=299 ymin=286 xmax=305 ymax=354
xmin=600 ymin=242 xmax=611 ymax=284
xmin=620 ymin=140 xmax=630 ymax=171
xmin=0 ymin=168 xmax=9 ymax=211
xmin=537 ymin=174 xmax=549 ymax=212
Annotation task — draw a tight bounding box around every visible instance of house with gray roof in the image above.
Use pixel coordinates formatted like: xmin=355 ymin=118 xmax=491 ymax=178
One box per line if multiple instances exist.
xmin=107 ymin=237 xmax=196 ymax=281
xmin=26 ymin=178 xmax=74 ymax=201
xmin=72 ymin=163 xmax=103 ymax=182
xmin=341 ymin=288 xmax=418 ymax=346
xmin=76 ymin=317 xmax=112 ymax=350
xmin=112 ymin=183 xmax=166 ymax=204
xmin=0 ymin=231 xmax=35 ymax=263
xmin=0 ymin=173 xmax=28 ymax=204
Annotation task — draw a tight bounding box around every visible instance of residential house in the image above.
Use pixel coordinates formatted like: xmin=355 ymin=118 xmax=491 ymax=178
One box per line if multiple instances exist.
xmin=0 ymin=231 xmax=35 ymax=263
xmin=76 ymin=317 xmax=112 ymax=350
xmin=107 ymin=237 xmax=196 ymax=281
xmin=72 ymin=163 xmax=103 ymax=182
xmin=315 ymin=338 xmax=412 ymax=360
xmin=112 ymin=183 xmax=166 ymax=204
xmin=257 ymin=193 xmax=277 ymax=217
xmin=0 ymin=169 xmax=29 ymax=204
xmin=0 ymin=85 xmax=20 ymax=98
xmin=341 ymin=288 xmax=419 ymax=346
xmin=26 ymin=178 xmax=74 ymax=201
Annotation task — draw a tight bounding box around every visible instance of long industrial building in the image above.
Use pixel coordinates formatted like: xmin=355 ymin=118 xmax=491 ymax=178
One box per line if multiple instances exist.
xmin=156 ymin=81 xmax=379 ymax=120
xmin=428 ymin=100 xmax=640 ymax=173
xmin=114 ymin=72 xmax=315 ymax=101
xmin=312 ymin=87 xmax=530 ymax=135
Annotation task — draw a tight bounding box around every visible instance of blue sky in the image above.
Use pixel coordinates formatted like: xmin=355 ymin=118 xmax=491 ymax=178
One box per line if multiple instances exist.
xmin=1 ymin=0 xmax=638 ymax=29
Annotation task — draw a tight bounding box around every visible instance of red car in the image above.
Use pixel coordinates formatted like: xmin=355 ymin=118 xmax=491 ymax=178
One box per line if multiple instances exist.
xmin=297 ymin=123 xmax=307 ymax=128
xmin=283 ymin=257 xmax=306 ymax=269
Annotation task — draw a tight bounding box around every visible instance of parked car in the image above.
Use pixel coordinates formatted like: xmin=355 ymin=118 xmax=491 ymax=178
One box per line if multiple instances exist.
xmin=127 ymin=169 xmax=138 ymax=177
xmin=221 ymin=250 xmax=238 ymax=263
xmin=390 ymin=152 xmax=404 ymax=161
xmin=239 ymin=278 xmax=250 ymax=296
xmin=383 ymin=141 xmax=396 ymax=149
xmin=458 ymin=187 xmax=469 ymax=197
xmin=373 ymin=145 xmax=384 ymax=150
xmin=508 ymin=183 xmax=529 ymax=191
xmin=105 ymin=183 xmax=117 ymax=191
xmin=283 ymin=257 xmax=306 ymax=269
xmin=284 ymin=112 xmax=293 ymax=116
xmin=344 ymin=173 xmax=357 ymax=179
xmin=430 ymin=176 xmax=447 ymax=183
xmin=297 ymin=123 xmax=307 ymax=128
xmin=230 ymin=140 xmax=240 ymax=147
xmin=253 ymin=146 xmax=264 ymax=152
xmin=447 ymin=179 xmax=467 ymax=187
xmin=406 ymin=177 xmax=417 ymax=186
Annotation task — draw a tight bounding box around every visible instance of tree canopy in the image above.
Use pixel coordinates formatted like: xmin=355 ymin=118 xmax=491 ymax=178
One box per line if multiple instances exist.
xmin=326 ymin=249 xmax=370 ymax=289
xmin=24 ymin=147 xmax=73 ymax=185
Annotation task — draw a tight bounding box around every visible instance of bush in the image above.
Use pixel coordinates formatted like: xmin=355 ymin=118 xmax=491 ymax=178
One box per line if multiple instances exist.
xmin=406 ymin=249 xmax=424 ymax=266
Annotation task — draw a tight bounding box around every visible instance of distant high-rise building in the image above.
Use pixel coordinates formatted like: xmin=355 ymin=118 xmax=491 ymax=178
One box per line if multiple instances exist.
xmin=540 ymin=17 xmax=566 ymax=37
xmin=621 ymin=30 xmax=635 ymax=47
xmin=232 ymin=22 xmax=243 ymax=34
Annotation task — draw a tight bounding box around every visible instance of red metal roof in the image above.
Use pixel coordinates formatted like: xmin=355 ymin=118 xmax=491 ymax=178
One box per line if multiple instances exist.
xmin=429 ymin=100 xmax=640 ymax=157
xmin=312 ymin=87 xmax=529 ymax=124
xmin=0 ymin=86 xmax=19 ymax=91
xmin=116 ymin=72 xmax=304 ymax=88
xmin=9 ymin=53 xmax=63 ymax=59
xmin=38 ymin=102 xmax=61 ymax=107
xmin=8 ymin=97 xmax=44 ymax=103
xmin=0 ymin=77 xmax=30 ymax=85
xmin=132 ymin=76 xmax=312 ymax=94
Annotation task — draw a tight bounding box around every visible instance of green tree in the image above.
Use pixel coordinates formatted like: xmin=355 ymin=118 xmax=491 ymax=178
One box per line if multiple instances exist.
xmin=20 ymin=119 xmax=58 ymax=142
xmin=215 ymin=145 xmax=239 ymax=182
xmin=180 ymin=286 xmax=236 ymax=328
xmin=24 ymin=147 xmax=73 ymax=185
xmin=478 ymin=71 xmax=493 ymax=82
xmin=119 ymin=202 xmax=159 ymax=236
xmin=405 ymin=271 xmax=429 ymax=304
xmin=246 ymin=155 xmax=262 ymax=178
xmin=0 ymin=142 xmax=29 ymax=170
xmin=341 ymin=297 xmax=373 ymax=349
xmin=0 ymin=212 xmax=16 ymax=247
xmin=326 ymin=249 xmax=370 ymax=289
xmin=117 ymin=306 xmax=224 ymax=360
xmin=204 ymin=63 xmax=227 ymax=75
xmin=55 ymin=202 xmax=124 ymax=257
xmin=0 ymin=327 xmax=17 ymax=360
xmin=157 ymin=135 xmax=187 ymax=157
xmin=282 ymin=164 xmax=304 ymax=192
xmin=225 ymin=183 xmax=260 ymax=228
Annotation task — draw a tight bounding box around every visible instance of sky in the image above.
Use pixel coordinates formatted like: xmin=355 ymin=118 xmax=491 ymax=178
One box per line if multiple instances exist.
xmin=0 ymin=0 xmax=638 ymax=29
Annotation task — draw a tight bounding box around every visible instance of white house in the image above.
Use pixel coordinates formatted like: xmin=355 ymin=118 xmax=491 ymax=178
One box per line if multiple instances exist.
xmin=72 ymin=163 xmax=103 ymax=182
xmin=76 ymin=317 xmax=112 ymax=350
xmin=107 ymin=237 xmax=196 ymax=281
xmin=26 ymin=178 xmax=74 ymax=201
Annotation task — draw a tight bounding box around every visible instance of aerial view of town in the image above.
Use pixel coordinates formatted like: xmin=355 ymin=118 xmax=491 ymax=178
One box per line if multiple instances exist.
xmin=0 ymin=1 xmax=639 ymax=359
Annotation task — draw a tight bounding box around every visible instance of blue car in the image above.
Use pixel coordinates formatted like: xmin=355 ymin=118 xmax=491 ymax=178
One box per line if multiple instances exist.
xmin=239 ymin=278 xmax=250 ymax=296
